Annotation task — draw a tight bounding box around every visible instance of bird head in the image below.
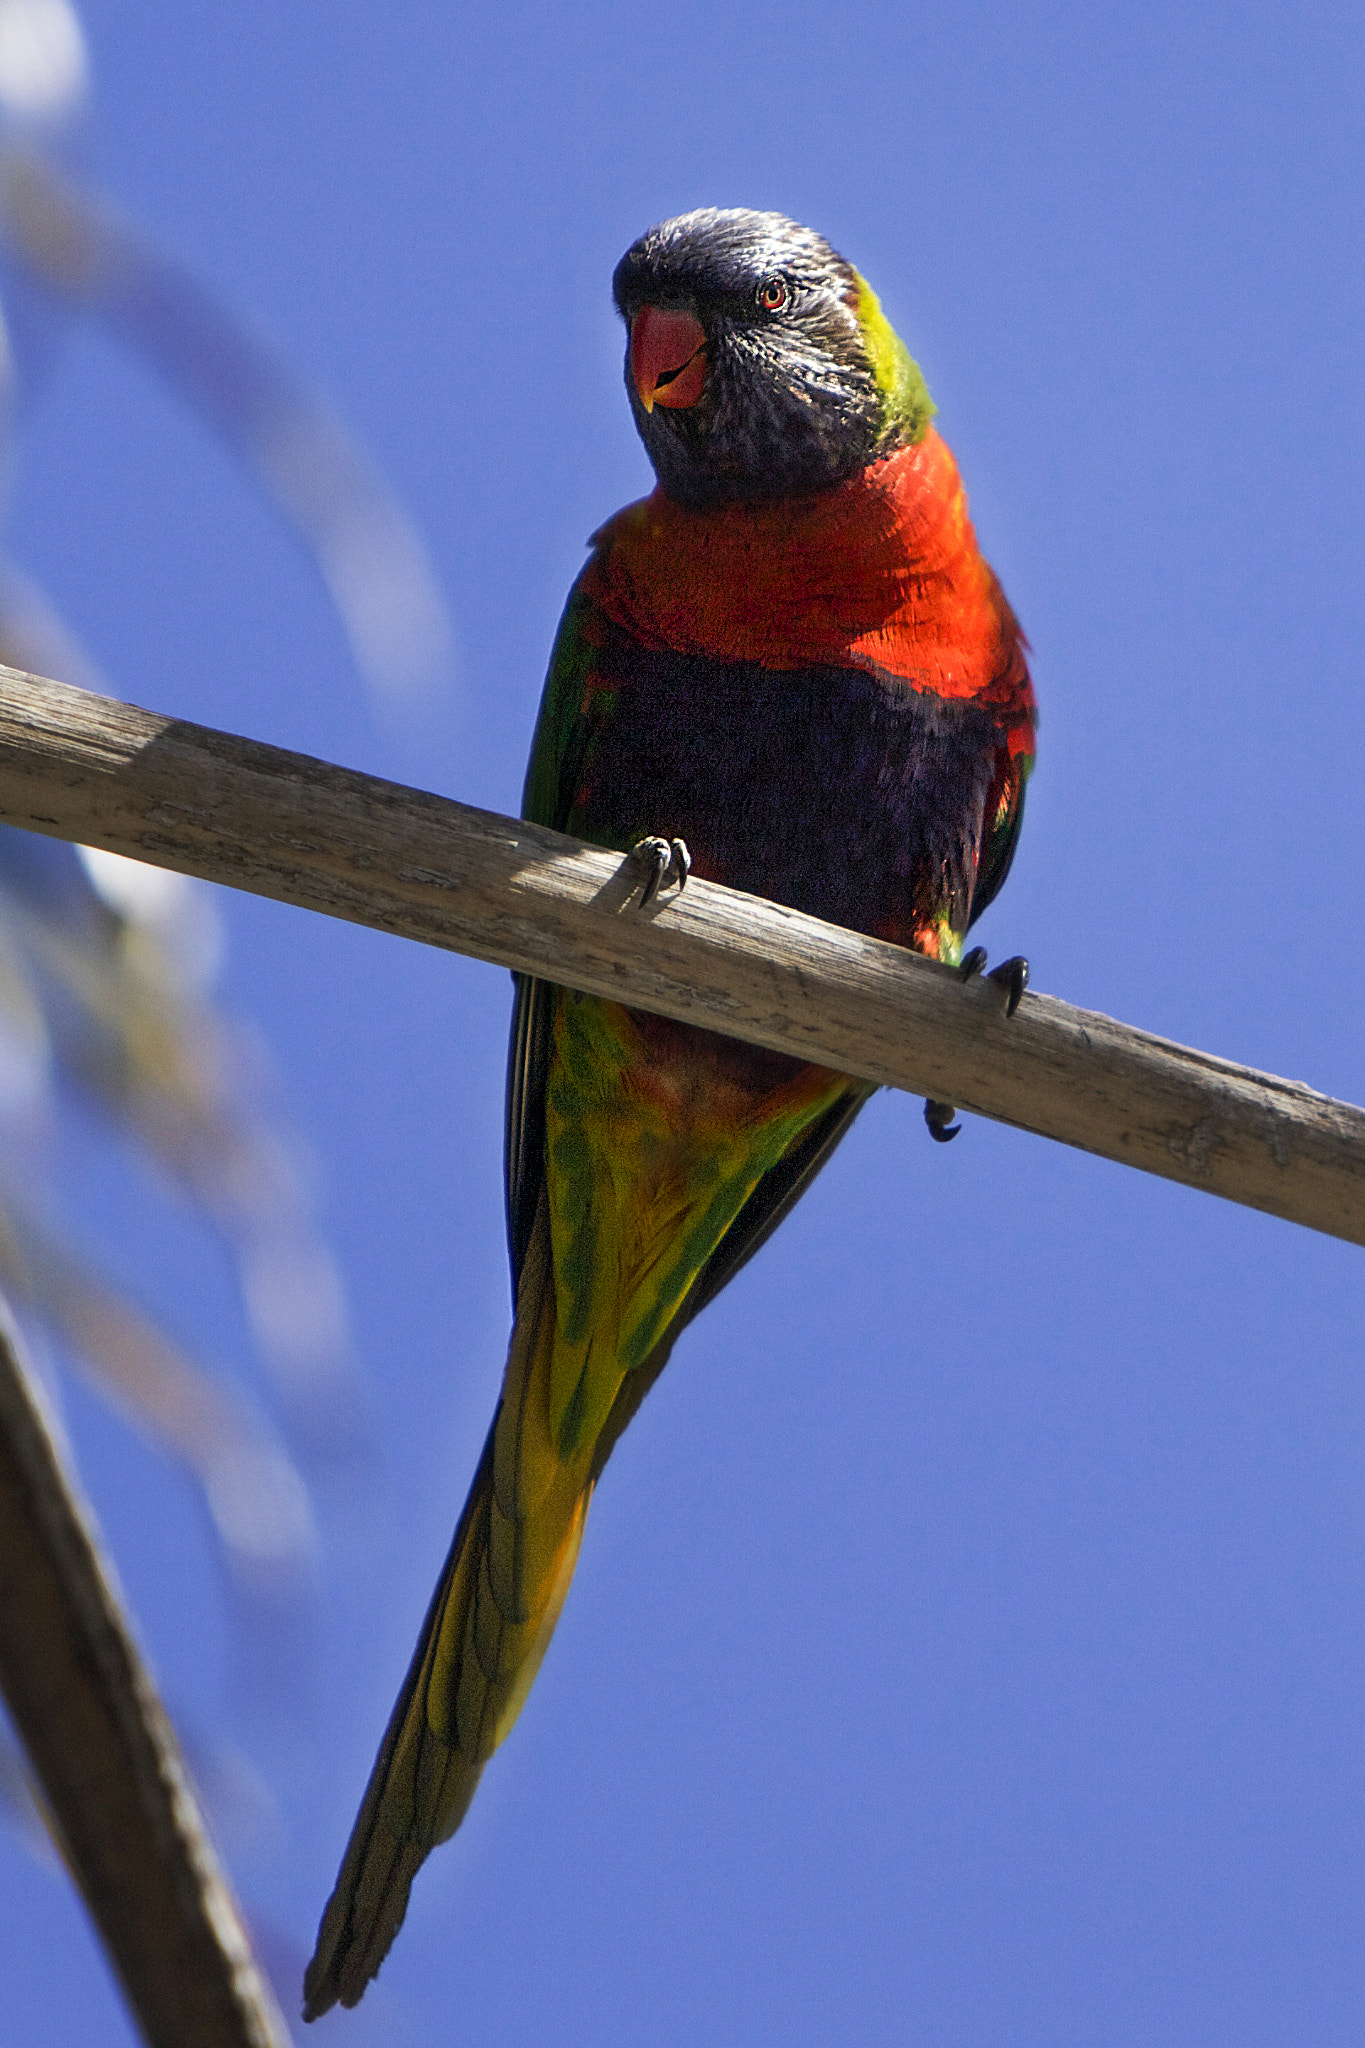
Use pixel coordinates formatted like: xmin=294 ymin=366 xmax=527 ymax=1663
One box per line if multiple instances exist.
xmin=612 ymin=208 xmax=935 ymax=511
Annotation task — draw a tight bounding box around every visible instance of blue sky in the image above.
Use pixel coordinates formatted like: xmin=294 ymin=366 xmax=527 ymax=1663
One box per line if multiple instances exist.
xmin=3 ymin=2 xmax=1365 ymax=2042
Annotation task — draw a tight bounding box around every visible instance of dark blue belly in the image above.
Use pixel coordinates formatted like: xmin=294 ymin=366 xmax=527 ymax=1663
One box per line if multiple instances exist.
xmin=570 ymin=633 xmax=1005 ymax=946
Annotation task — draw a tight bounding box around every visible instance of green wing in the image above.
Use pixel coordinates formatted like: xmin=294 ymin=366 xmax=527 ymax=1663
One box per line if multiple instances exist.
xmin=504 ymin=576 xmax=867 ymax=1361
xmin=519 ymin=578 xmax=600 ymax=837
xmin=506 ymin=577 xmax=597 ymax=1295
xmin=967 ymin=747 xmax=1033 ymax=933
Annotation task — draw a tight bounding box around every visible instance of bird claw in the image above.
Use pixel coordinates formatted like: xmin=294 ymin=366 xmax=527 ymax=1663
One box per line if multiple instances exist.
xmin=631 ymin=835 xmax=691 ymax=907
xmin=924 ymin=1098 xmax=961 ymax=1143
xmin=959 ymin=945 xmax=1029 ymax=1018
xmin=929 ymin=947 xmax=1028 ymax=1139
xmin=987 ymin=955 xmax=1029 ymax=1018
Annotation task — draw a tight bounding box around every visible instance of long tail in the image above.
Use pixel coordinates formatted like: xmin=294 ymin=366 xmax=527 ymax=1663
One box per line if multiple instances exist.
xmin=303 ymin=1197 xmax=593 ymax=2017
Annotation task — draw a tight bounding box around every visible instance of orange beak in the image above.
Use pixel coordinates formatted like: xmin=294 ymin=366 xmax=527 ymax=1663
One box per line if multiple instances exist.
xmin=630 ymin=305 xmax=708 ymax=412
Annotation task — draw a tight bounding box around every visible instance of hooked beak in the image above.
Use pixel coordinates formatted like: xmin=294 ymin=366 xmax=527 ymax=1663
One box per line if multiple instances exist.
xmin=630 ymin=305 xmax=707 ymax=413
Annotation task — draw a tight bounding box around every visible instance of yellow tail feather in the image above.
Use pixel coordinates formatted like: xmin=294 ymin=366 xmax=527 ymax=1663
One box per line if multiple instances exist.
xmin=303 ymin=1197 xmax=592 ymax=2017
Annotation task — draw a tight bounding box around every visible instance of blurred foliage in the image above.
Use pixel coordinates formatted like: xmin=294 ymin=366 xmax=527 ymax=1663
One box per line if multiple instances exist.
xmin=0 ymin=0 xmax=453 ymax=2016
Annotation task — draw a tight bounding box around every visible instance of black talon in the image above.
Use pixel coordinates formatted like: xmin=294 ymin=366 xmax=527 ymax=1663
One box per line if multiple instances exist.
xmin=959 ymin=946 xmax=987 ymax=981
xmin=986 ymin=955 xmax=1029 ymax=1018
xmin=632 ymin=837 xmax=671 ymax=906
xmin=669 ymin=837 xmax=691 ymax=891
xmin=924 ymin=1098 xmax=962 ymax=1143
xmin=631 ymin=835 xmax=691 ymax=907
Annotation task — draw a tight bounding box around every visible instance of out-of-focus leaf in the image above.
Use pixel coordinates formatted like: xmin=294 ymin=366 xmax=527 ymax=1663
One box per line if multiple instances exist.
xmin=0 ymin=0 xmax=87 ymax=130
xmin=0 ymin=1188 xmax=317 ymax=1598
xmin=0 ymin=142 xmax=454 ymax=711
xmin=0 ymin=819 xmax=364 ymax=1452
xmin=0 ymin=579 xmax=366 ymax=1457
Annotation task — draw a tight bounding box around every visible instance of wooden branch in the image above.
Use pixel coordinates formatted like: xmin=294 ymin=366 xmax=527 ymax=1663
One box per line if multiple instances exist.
xmin=0 ymin=662 xmax=1360 ymax=1245
xmin=0 ymin=1306 xmax=291 ymax=2048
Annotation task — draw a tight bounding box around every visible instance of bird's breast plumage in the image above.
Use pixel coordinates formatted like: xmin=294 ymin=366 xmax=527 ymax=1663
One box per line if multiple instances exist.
xmin=560 ymin=427 xmax=1035 ymax=957
xmin=580 ymin=427 xmax=1034 ymax=747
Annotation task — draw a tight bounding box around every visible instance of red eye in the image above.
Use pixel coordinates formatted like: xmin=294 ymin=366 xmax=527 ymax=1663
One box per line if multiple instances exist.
xmin=757 ymin=275 xmax=790 ymax=312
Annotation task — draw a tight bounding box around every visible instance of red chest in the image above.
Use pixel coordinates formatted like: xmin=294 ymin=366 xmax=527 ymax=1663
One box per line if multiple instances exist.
xmin=581 ymin=429 xmax=1033 ymax=736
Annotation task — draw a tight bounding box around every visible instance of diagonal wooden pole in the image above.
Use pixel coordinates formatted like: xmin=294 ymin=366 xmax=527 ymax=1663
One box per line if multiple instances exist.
xmin=0 ymin=662 xmax=1358 ymax=1246
xmin=0 ymin=1304 xmax=292 ymax=2048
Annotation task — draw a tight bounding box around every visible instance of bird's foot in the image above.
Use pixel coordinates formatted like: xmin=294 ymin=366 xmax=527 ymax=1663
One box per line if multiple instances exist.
xmin=631 ymin=835 xmax=691 ymax=908
xmin=924 ymin=1099 xmax=961 ymax=1143
xmin=958 ymin=946 xmax=1029 ymax=1019
xmin=927 ymin=946 xmax=1030 ymax=1141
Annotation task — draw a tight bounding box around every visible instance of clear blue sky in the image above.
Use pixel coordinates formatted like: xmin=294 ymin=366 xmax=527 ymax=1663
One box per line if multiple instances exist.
xmin=5 ymin=2 xmax=1365 ymax=2041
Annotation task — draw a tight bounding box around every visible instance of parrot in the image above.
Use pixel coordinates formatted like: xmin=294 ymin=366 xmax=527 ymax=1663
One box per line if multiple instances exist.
xmin=303 ymin=207 xmax=1037 ymax=2017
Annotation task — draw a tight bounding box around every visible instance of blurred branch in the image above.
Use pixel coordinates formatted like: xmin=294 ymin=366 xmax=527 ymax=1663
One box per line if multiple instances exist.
xmin=0 ymin=1302 xmax=291 ymax=2048
xmin=0 ymin=662 xmax=1359 ymax=1247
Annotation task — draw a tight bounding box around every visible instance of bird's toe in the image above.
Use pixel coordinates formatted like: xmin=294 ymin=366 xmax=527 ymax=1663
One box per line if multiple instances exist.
xmin=631 ymin=835 xmax=690 ymax=907
xmin=986 ymin=955 xmax=1029 ymax=1018
xmin=924 ymin=1098 xmax=961 ymax=1143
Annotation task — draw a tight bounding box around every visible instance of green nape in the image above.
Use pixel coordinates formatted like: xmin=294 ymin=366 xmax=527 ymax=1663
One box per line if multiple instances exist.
xmin=853 ymin=272 xmax=936 ymax=446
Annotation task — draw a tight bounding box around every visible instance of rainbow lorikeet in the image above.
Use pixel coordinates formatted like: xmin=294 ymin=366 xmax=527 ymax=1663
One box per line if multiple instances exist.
xmin=304 ymin=208 xmax=1036 ymax=2016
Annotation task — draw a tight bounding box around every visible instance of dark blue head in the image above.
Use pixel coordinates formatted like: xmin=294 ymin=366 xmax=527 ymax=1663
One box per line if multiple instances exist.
xmin=612 ymin=208 xmax=933 ymax=510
